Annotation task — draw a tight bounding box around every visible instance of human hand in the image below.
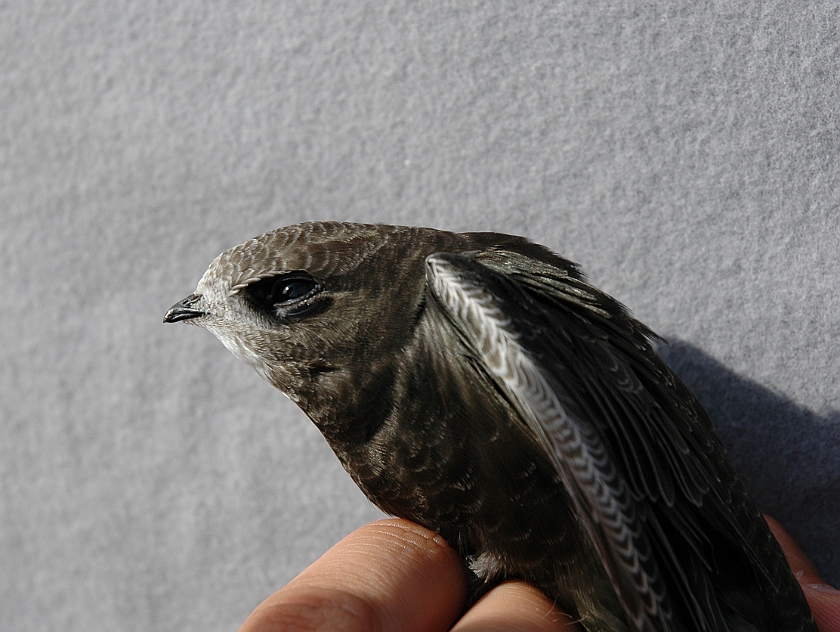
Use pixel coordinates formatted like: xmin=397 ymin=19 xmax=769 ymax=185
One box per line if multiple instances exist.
xmin=237 ymin=518 xmax=575 ymax=631
xmin=238 ymin=517 xmax=839 ymax=632
xmin=766 ymin=516 xmax=840 ymax=632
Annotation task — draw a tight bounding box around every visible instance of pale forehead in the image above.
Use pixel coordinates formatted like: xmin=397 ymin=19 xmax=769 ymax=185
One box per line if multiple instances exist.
xmin=196 ymin=222 xmax=393 ymax=295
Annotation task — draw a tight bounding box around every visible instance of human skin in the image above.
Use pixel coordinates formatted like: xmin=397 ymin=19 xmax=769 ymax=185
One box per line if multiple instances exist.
xmin=237 ymin=517 xmax=840 ymax=632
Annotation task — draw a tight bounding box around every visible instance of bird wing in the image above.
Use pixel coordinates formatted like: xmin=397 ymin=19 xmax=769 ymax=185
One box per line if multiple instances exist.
xmin=424 ymin=249 xmax=761 ymax=632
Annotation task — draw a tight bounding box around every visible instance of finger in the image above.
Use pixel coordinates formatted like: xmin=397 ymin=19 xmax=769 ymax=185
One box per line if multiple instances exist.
xmin=765 ymin=515 xmax=840 ymax=632
xmin=452 ymin=580 xmax=581 ymax=632
xmin=238 ymin=518 xmax=467 ymax=632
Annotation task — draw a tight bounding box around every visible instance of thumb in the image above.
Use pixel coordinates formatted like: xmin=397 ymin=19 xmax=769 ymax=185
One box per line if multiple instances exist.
xmin=765 ymin=516 xmax=840 ymax=632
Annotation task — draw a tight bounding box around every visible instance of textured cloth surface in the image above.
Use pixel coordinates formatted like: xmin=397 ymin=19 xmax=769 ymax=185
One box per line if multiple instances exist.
xmin=2 ymin=2 xmax=838 ymax=630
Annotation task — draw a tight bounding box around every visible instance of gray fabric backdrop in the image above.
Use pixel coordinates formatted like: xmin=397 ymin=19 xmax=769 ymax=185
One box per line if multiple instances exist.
xmin=2 ymin=1 xmax=838 ymax=630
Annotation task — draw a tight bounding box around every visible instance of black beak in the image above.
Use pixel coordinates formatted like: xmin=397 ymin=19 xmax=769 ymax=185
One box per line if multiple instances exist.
xmin=164 ymin=294 xmax=206 ymax=323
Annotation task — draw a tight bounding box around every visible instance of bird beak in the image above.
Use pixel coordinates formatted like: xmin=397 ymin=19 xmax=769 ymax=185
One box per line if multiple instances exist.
xmin=164 ymin=294 xmax=206 ymax=323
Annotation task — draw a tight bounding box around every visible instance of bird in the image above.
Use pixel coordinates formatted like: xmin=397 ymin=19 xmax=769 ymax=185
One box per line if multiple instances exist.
xmin=164 ymin=222 xmax=816 ymax=632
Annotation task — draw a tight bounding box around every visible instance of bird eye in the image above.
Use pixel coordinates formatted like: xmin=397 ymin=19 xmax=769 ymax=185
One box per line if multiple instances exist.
xmin=245 ymin=272 xmax=325 ymax=321
xmin=274 ymin=278 xmax=317 ymax=303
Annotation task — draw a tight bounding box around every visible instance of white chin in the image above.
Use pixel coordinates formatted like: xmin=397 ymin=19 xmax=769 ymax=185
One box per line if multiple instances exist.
xmin=216 ymin=333 xmax=264 ymax=370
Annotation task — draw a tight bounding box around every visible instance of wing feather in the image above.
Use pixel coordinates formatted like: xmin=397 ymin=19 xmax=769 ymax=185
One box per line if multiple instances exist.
xmin=426 ymin=253 xmax=670 ymax=631
xmin=422 ymin=244 xmax=817 ymax=631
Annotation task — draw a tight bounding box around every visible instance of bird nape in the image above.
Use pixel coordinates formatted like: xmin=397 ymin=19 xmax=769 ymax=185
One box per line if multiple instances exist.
xmin=164 ymin=222 xmax=816 ymax=632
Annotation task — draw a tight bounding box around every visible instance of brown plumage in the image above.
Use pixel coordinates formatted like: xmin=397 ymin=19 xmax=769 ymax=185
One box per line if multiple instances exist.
xmin=165 ymin=222 xmax=816 ymax=632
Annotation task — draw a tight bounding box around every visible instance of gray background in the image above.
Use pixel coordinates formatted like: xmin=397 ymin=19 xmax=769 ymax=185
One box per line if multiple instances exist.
xmin=2 ymin=1 xmax=839 ymax=630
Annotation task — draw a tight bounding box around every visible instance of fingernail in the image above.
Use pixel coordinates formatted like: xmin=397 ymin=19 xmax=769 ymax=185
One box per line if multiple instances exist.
xmin=806 ymin=583 xmax=840 ymax=595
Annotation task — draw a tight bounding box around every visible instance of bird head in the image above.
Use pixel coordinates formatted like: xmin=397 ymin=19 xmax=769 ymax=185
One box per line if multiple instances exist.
xmin=164 ymin=222 xmax=462 ymax=410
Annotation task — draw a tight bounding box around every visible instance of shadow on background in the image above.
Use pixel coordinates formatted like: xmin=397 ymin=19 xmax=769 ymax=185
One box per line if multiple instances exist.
xmin=657 ymin=340 xmax=839 ymax=586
